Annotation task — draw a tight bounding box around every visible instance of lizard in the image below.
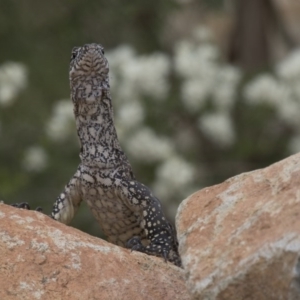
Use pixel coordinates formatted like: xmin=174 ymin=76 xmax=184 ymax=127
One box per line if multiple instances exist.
xmin=13 ymin=43 xmax=181 ymax=267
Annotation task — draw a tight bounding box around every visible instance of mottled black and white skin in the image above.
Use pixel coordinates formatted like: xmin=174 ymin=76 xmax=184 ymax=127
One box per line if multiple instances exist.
xmin=15 ymin=44 xmax=181 ymax=267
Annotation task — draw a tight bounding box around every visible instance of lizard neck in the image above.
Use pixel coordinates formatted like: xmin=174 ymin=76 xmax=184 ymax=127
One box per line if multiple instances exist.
xmin=73 ymin=90 xmax=123 ymax=168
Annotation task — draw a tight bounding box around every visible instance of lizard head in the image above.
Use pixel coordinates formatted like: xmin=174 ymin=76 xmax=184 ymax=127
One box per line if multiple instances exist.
xmin=69 ymin=44 xmax=109 ymax=80
xmin=69 ymin=44 xmax=110 ymax=113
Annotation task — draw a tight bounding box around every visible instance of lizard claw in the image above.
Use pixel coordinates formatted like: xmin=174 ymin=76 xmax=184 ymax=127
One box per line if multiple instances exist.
xmin=126 ymin=236 xmax=144 ymax=252
xmin=162 ymin=249 xmax=169 ymax=263
xmin=11 ymin=202 xmax=43 ymax=212
xmin=11 ymin=202 xmax=31 ymax=210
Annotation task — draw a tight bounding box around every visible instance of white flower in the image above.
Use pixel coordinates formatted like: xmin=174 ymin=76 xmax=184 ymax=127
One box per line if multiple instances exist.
xmin=276 ymin=49 xmax=300 ymax=83
xmin=153 ymin=156 xmax=195 ymax=199
xmin=106 ymin=45 xmax=136 ymax=92
xmin=243 ymin=74 xmax=290 ymax=106
xmin=46 ymin=100 xmax=75 ymax=141
xmin=174 ymin=38 xmax=237 ymax=113
xmin=115 ymin=101 xmax=145 ymax=141
xmin=268 ymin=49 xmax=300 ymax=129
xmin=212 ymin=66 xmax=241 ymax=110
xmin=116 ymin=101 xmax=144 ymax=130
xmin=125 ymin=127 xmax=174 ymax=163
xmin=106 ymin=45 xmax=136 ymax=72
xmin=106 ymin=45 xmax=137 ymax=104
xmin=198 ymin=112 xmax=235 ymax=147
xmin=218 ymin=65 xmax=241 ymax=85
xmin=174 ymin=40 xmax=219 ymax=78
xmin=120 ymin=53 xmax=171 ymax=100
xmin=0 ymin=62 xmax=27 ymax=106
xmin=243 ymin=73 xmax=300 ymax=128
xmin=181 ymin=64 xmax=241 ymax=113
xmin=181 ymin=78 xmax=212 ymax=112
xmin=140 ymin=53 xmax=171 ymax=100
xmin=156 ymin=156 xmax=195 ymax=187
xmin=107 ymin=45 xmax=170 ymax=101
xmin=23 ymin=146 xmax=48 ymax=172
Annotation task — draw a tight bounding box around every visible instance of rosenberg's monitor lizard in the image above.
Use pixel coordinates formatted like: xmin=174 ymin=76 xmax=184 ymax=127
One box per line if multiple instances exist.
xmin=13 ymin=44 xmax=181 ymax=267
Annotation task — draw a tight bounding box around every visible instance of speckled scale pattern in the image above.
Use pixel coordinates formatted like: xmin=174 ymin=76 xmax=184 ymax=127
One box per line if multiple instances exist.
xmin=50 ymin=43 xmax=181 ymax=267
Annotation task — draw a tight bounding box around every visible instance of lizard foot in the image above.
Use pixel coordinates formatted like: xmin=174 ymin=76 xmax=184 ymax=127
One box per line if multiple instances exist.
xmin=126 ymin=236 xmax=146 ymax=252
xmin=11 ymin=202 xmax=43 ymax=212
xmin=11 ymin=202 xmax=31 ymax=209
xmin=126 ymin=236 xmax=176 ymax=265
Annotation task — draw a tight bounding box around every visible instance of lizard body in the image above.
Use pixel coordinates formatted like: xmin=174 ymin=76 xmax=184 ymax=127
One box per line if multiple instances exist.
xmin=48 ymin=44 xmax=181 ymax=266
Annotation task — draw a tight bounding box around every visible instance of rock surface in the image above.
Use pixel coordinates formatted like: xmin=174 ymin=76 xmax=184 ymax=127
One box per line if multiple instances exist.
xmin=177 ymin=153 xmax=300 ymax=300
xmin=0 ymin=204 xmax=189 ymax=300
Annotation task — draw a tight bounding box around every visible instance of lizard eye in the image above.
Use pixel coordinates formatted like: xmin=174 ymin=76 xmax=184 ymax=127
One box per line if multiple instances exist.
xmin=101 ymin=48 xmax=105 ymax=55
xmin=71 ymin=51 xmax=77 ymax=61
xmin=71 ymin=52 xmax=77 ymax=61
xmin=70 ymin=47 xmax=79 ymax=62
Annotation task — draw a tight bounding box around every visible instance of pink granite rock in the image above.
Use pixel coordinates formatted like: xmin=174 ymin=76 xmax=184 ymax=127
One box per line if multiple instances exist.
xmin=177 ymin=153 xmax=300 ymax=299
xmin=0 ymin=204 xmax=190 ymax=300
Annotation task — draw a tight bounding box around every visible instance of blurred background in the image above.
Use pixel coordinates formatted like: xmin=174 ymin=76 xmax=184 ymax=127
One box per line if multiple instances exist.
xmin=1 ymin=0 xmax=300 ymax=237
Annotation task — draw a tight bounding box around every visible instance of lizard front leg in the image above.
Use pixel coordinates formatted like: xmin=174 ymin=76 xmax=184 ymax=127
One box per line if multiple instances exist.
xmin=51 ymin=168 xmax=82 ymax=224
xmin=10 ymin=168 xmax=82 ymax=224
xmin=117 ymin=179 xmax=181 ymax=267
